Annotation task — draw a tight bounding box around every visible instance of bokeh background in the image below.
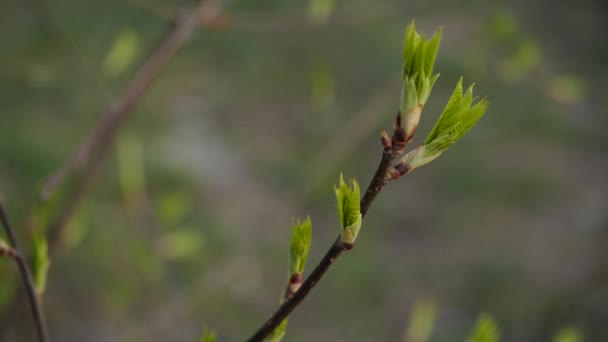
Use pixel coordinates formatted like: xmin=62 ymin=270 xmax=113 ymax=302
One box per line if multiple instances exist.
xmin=1 ymin=0 xmax=607 ymax=341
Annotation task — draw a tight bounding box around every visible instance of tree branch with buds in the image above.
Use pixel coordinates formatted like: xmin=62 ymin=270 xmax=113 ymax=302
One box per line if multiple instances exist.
xmin=247 ymin=20 xmax=489 ymax=341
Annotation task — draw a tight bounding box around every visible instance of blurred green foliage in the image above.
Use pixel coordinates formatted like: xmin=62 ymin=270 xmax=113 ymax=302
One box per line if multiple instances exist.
xmin=1 ymin=0 xmax=607 ymax=341
xmin=466 ymin=314 xmax=500 ymax=342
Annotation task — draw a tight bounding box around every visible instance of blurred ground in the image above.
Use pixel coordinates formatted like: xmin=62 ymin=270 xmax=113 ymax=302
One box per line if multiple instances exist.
xmin=1 ymin=0 xmax=607 ymax=341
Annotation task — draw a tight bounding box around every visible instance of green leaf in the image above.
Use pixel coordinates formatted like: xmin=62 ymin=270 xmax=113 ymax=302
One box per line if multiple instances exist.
xmin=403 ymin=297 xmax=437 ymax=342
xmin=268 ymin=318 xmax=288 ymax=342
xmin=422 ymin=28 xmax=443 ymax=77
xmin=400 ymin=20 xmax=443 ymax=140
xmin=402 ymin=21 xmax=422 ymax=79
xmin=466 ymin=314 xmax=500 ymax=342
xmin=289 ymin=216 xmax=312 ymax=275
xmin=103 ymin=29 xmax=141 ymax=77
xmin=199 ymin=328 xmax=217 ymax=342
xmin=424 ymin=77 xmax=464 ymax=144
xmin=553 ymin=326 xmax=583 ymax=342
xmin=307 ymin=0 xmax=336 ymax=25
xmin=400 ymin=78 xmax=488 ymax=171
xmin=334 ymin=174 xmax=362 ymax=244
xmin=31 ymin=232 xmax=50 ymax=297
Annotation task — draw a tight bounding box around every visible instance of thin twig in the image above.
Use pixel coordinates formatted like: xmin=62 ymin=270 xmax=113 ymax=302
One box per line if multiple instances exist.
xmin=40 ymin=0 xmax=221 ymax=255
xmin=0 ymin=2 xmax=218 ymax=338
xmin=0 ymin=201 xmax=49 ymax=342
xmin=248 ymin=113 xmax=406 ymax=341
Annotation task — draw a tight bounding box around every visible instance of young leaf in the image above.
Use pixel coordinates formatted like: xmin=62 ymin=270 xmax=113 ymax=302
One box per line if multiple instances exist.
xmin=466 ymin=314 xmax=500 ymax=342
xmin=199 ymin=328 xmax=218 ymax=342
xmin=553 ymin=326 xmax=583 ymax=342
xmin=289 ymin=216 xmax=312 ymax=275
xmin=400 ymin=20 xmax=443 ymax=140
xmin=395 ymin=78 xmax=489 ymax=173
xmin=268 ymin=317 xmax=289 ymax=342
xmin=334 ymin=174 xmax=362 ymax=245
xmin=31 ymin=232 xmax=50 ymax=298
xmin=424 ymin=79 xmax=488 ymax=154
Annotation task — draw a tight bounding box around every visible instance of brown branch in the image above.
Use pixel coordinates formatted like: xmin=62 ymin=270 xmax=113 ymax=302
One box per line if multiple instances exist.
xmin=247 ymin=113 xmax=406 ymax=341
xmin=0 ymin=201 xmax=49 ymax=342
xmin=39 ymin=0 xmax=221 ymax=255
xmin=1 ymin=2 xmax=219 ymax=338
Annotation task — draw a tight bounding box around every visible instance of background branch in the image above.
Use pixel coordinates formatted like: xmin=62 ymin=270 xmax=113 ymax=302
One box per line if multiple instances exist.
xmin=0 ymin=201 xmax=49 ymax=342
xmin=40 ymin=0 xmax=221 ymax=255
xmin=1 ymin=1 xmax=220 ymax=338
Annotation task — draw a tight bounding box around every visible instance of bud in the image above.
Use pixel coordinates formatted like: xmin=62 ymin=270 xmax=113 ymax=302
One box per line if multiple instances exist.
xmin=400 ymin=21 xmax=442 ymax=141
xmin=289 ymin=216 xmax=312 ymax=276
xmin=334 ymin=174 xmax=362 ymax=245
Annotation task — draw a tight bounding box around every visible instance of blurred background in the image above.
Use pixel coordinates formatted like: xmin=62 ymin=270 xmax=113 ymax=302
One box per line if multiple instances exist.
xmin=1 ymin=0 xmax=607 ymax=341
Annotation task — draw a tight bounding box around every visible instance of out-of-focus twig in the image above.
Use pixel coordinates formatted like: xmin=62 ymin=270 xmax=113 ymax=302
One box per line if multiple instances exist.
xmin=41 ymin=0 xmax=222 ymax=254
xmin=0 ymin=201 xmax=49 ymax=342
xmin=126 ymin=0 xmax=401 ymax=32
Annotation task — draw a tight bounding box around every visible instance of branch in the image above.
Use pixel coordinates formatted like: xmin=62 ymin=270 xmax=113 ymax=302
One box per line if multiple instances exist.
xmin=0 ymin=201 xmax=49 ymax=342
xmin=39 ymin=0 xmax=221 ymax=255
xmin=1 ymin=2 xmax=219 ymax=338
xmin=247 ymin=113 xmax=406 ymax=341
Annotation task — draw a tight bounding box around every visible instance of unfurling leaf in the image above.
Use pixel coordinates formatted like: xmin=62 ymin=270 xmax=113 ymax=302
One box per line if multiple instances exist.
xmin=31 ymin=232 xmax=50 ymax=298
xmin=289 ymin=216 xmax=312 ymax=275
xmin=396 ymin=78 xmax=488 ymax=173
xmin=466 ymin=314 xmax=500 ymax=342
xmin=334 ymin=174 xmax=362 ymax=245
xmin=400 ymin=20 xmax=443 ymax=141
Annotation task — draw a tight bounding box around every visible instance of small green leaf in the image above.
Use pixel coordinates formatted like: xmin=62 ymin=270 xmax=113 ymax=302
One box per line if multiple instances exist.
xmin=289 ymin=216 xmax=312 ymax=275
xmin=268 ymin=317 xmax=288 ymax=342
xmin=397 ymin=77 xmax=488 ymax=172
xmin=307 ymin=0 xmax=336 ymax=25
xmin=400 ymin=20 xmax=443 ymax=140
xmin=403 ymin=21 xmax=422 ymax=78
xmin=103 ymin=29 xmax=141 ymax=77
xmin=466 ymin=314 xmax=500 ymax=342
xmin=334 ymin=174 xmax=362 ymax=244
xmin=425 ymin=80 xmax=488 ymax=153
xmin=553 ymin=326 xmax=583 ymax=342
xmin=403 ymin=297 xmax=437 ymax=342
xmin=199 ymin=328 xmax=217 ymax=342
xmin=31 ymin=232 xmax=50 ymax=297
